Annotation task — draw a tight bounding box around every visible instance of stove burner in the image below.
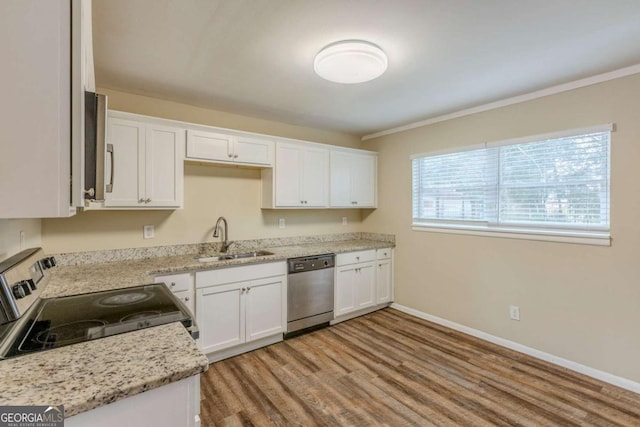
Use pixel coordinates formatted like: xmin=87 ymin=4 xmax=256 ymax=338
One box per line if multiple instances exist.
xmin=96 ymin=291 xmax=153 ymax=306
xmin=120 ymin=311 xmax=162 ymax=322
xmin=34 ymin=320 xmax=107 ymax=345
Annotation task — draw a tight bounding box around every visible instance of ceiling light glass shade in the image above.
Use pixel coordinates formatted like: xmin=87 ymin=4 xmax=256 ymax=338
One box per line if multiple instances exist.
xmin=314 ymin=40 xmax=388 ymax=84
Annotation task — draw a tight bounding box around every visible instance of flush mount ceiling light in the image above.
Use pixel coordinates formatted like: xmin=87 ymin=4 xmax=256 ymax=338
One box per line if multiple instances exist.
xmin=314 ymin=40 xmax=388 ymax=84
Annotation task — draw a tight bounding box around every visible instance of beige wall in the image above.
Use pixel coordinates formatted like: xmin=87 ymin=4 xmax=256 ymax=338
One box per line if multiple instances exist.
xmin=99 ymin=88 xmax=362 ymax=149
xmin=41 ymin=90 xmax=363 ymax=253
xmin=0 ymin=219 xmax=41 ymax=261
xmin=362 ymin=73 xmax=640 ymax=382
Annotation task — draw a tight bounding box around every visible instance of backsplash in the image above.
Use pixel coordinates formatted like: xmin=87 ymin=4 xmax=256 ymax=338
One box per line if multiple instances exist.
xmin=52 ymin=232 xmax=395 ymax=266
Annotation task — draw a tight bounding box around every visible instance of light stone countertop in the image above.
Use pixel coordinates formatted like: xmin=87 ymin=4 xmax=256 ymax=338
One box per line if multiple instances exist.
xmin=0 ymin=237 xmax=393 ymax=418
xmin=43 ymin=239 xmax=394 ymax=298
xmin=0 ymin=323 xmax=208 ymax=417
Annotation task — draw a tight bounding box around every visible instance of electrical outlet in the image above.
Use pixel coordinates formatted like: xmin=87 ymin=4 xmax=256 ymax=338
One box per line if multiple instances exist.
xmin=342 ymin=217 xmax=347 ymax=226
xmin=143 ymin=225 xmax=154 ymax=239
xmin=509 ymin=305 xmax=520 ymax=321
xmin=279 ymin=218 xmax=285 ymax=229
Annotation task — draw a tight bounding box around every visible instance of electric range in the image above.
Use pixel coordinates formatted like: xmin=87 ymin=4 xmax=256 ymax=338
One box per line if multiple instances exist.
xmin=0 ymin=248 xmax=197 ymax=359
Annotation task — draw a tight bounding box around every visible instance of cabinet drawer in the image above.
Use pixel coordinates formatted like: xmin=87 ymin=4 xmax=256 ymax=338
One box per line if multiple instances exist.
xmin=376 ymin=248 xmax=392 ymax=260
xmin=154 ymin=272 xmax=193 ymax=293
xmin=336 ymin=250 xmax=376 ymax=266
xmin=196 ymin=262 xmax=286 ymax=288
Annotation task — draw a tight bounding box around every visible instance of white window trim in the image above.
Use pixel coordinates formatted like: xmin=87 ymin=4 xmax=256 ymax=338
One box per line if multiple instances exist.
xmin=412 ymin=222 xmax=610 ymax=246
xmin=411 ymin=123 xmax=614 ymax=246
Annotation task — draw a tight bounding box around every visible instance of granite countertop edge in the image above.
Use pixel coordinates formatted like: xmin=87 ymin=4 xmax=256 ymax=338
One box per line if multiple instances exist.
xmin=0 ymin=323 xmax=209 ymax=418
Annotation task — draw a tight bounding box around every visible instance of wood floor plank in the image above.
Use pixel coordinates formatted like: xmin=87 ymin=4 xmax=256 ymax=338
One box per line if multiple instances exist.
xmin=200 ymin=308 xmax=640 ymax=426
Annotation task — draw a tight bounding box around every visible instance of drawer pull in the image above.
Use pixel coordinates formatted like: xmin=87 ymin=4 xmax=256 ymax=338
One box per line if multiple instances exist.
xmin=170 ymin=282 xmax=176 ymax=287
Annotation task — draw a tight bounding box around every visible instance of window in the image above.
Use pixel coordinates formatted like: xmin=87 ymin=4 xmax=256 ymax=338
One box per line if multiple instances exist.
xmin=411 ymin=124 xmax=612 ymax=245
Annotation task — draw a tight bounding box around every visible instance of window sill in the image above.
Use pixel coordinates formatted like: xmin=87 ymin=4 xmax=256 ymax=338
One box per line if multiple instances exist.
xmin=412 ymin=223 xmax=611 ymax=246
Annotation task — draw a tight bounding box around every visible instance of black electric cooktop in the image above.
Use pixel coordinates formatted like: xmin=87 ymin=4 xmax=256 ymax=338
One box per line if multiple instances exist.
xmin=0 ymin=284 xmax=192 ymax=358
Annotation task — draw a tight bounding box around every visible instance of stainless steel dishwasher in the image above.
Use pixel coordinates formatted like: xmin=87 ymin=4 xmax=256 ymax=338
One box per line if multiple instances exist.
xmin=286 ymin=254 xmax=335 ymax=336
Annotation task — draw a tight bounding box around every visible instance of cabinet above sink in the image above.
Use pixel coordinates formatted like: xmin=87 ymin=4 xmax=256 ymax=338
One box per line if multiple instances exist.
xmin=186 ymin=129 xmax=274 ymax=167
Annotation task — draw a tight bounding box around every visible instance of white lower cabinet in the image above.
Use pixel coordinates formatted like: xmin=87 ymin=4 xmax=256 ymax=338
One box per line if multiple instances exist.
xmin=195 ymin=262 xmax=286 ymax=355
xmin=335 ymin=262 xmax=375 ymax=316
xmin=66 ymin=375 xmax=201 ymax=427
xmin=154 ymin=272 xmax=195 ymax=315
xmin=335 ymin=248 xmax=393 ymax=318
xmin=376 ymin=249 xmax=394 ymax=305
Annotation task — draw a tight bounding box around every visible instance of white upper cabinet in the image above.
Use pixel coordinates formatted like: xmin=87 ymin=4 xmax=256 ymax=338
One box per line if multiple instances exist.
xmin=262 ymin=142 xmax=329 ymax=208
xmin=0 ymin=0 xmax=93 ymax=218
xmin=104 ymin=112 xmax=184 ymax=209
xmin=330 ymin=150 xmax=377 ymax=208
xmin=186 ymin=129 xmax=273 ymax=167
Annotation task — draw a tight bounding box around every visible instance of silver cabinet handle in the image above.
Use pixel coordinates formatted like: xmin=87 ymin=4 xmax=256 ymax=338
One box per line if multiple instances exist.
xmin=356 ymin=256 xmax=360 ymax=261
xmin=138 ymin=198 xmax=144 ymax=203
xmin=234 ymin=154 xmax=238 ymax=159
xmin=184 ymin=297 xmax=190 ymax=301
xmin=228 ymin=153 xmax=233 ymax=158
xmin=170 ymin=282 xmax=176 ymax=288
xmin=106 ymin=144 xmax=114 ymax=193
xmin=145 ymin=198 xmax=151 ymax=203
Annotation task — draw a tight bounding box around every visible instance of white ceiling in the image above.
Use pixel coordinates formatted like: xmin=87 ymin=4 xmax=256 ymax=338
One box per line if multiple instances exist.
xmin=93 ymin=0 xmax=640 ymax=136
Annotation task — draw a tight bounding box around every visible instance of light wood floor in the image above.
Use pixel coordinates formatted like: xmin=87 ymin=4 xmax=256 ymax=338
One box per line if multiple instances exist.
xmin=200 ymin=308 xmax=640 ymax=426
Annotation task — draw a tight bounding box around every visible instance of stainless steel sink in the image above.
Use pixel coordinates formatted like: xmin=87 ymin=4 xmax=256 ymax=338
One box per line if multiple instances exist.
xmin=196 ymin=250 xmax=274 ymax=263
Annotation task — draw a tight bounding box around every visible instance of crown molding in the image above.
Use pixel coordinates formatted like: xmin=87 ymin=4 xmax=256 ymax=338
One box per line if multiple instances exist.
xmin=362 ymin=63 xmax=640 ymax=141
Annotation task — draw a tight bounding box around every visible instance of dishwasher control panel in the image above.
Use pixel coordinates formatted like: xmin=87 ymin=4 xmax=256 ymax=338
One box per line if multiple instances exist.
xmin=287 ymin=254 xmax=335 ymax=273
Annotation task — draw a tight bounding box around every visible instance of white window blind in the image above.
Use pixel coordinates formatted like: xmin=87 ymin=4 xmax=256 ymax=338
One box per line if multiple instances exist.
xmin=412 ymin=125 xmax=611 ymax=238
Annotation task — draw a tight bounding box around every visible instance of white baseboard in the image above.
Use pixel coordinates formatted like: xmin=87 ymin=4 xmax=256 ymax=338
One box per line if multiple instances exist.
xmin=391 ymin=303 xmax=640 ymax=394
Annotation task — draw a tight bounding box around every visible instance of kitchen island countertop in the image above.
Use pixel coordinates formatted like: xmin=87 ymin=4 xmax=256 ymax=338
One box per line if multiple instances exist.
xmin=0 ymin=322 xmax=208 ymax=417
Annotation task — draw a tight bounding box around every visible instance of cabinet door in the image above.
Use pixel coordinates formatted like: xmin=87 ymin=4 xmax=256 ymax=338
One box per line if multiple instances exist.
xmin=350 ymin=153 xmax=377 ymax=207
xmin=302 ymin=147 xmax=329 ymax=207
xmin=145 ymin=124 xmax=184 ymax=208
xmin=173 ymin=290 xmax=195 ymax=316
xmin=234 ymin=136 xmax=273 ymax=166
xmin=197 ymin=284 xmax=244 ymax=353
xmin=335 ymin=266 xmax=357 ymax=317
xmin=376 ymin=259 xmax=393 ymax=304
xmin=330 ymin=151 xmax=376 ymax=208
xmin=329 ymin=151 xmax=352 ymax=207
xmin=0 ymin=0 xmax=74 ymax=218
xmin=355 ymin=262 xmax=376 ymax=310
xmin=245 ymin=276 xmax=284 ymax=342
xmin=275 ymin=143 xmax=303 ymax=206
xmin=186 ymin=130 xmax=232 ymax=162
xmin=105 ymin=118 xmax=145 ymax=207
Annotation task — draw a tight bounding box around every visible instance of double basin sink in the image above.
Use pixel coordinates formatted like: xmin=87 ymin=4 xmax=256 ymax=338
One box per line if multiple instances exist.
xmin=195 ymin=250 xmax=274 ymax=263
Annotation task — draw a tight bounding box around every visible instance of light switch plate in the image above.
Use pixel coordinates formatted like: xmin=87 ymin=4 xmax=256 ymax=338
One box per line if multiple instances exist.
xmin=143 ymin=225 xmax=154 ymax=239
xmin=279 ymin=218 xmax=285 ymax=229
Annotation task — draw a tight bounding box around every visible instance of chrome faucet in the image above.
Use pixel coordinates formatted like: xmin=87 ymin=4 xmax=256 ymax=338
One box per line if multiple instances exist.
xmin=213 ymin=216 xmax=234 ymax=253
